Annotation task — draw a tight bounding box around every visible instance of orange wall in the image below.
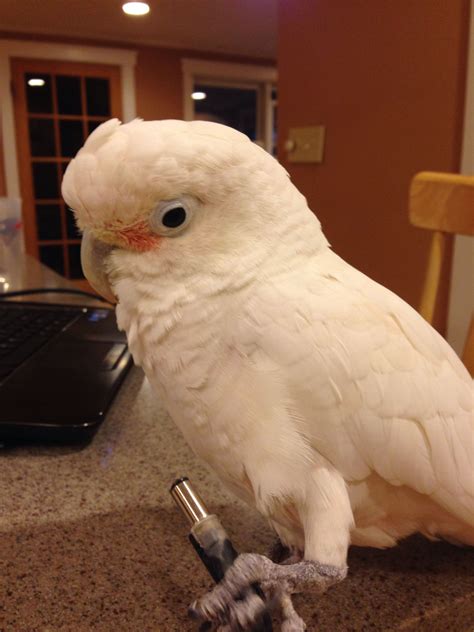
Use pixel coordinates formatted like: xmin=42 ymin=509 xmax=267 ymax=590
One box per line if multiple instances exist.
xmin=278 ymin=0 xmax=469 ymax=314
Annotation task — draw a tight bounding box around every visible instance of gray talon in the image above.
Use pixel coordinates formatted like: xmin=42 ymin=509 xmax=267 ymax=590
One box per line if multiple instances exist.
xmin=189 ymin=552 xmax=346 ymax=630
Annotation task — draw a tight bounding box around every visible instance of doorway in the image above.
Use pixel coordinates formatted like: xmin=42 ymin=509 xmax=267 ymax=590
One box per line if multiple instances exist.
xmin=11 ymin=58 xmax=121 ymax=284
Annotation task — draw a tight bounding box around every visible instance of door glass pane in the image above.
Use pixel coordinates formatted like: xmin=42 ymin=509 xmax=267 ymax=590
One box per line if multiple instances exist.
xmin=68 ymin=244 xmax=84 ymax=279
xmin=66 ymin=207 xmax=81 ymax=239
xmin=32 ymin=162 xmax=59 ymax=199
xmin=56 ymin=75 xmax=82 ymax=115
xmin=86 ymin=78 xmax=110 ymax=116
xmin=194 ymin=84 xmax=258 ymax=140
xmin=25 ymin=73 xmax=53 ymax=113
xmin=39 ymin=245 xmax=64 ymax=275
xmin=36 ymin=204 xmax=62 ymax=240
xmin=29 ymin=118 xmax=56 ymax=157
xmin=59 ymin=120 xmax=84 ymax=157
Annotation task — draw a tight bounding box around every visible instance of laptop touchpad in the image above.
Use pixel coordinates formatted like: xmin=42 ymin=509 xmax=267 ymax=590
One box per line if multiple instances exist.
xmin=39 ymin=341 xmax=127 ymax=371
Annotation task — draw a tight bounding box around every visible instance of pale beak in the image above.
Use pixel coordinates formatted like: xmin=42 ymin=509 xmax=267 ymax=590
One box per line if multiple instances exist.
xmin=81 ymin=229 xmax=117 ymax=304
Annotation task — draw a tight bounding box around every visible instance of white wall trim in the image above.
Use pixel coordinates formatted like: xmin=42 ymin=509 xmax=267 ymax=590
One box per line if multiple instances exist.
xmin=0 ymin=39 xmax=137 ymax=198
xmin=447 ymin=2 xmax=474 ymax=355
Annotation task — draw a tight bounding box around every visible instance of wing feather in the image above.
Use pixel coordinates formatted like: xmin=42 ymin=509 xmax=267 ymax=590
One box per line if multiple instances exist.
xmin=235 ymin=249 xmax=474 ymax=525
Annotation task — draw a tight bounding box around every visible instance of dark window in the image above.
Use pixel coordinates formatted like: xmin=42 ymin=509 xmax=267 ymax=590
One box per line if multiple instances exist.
xmin=56 ymin=75 xmax=82 ymax=115
xmin=21 ymin=66 xmax=115 ymax=281
xmin=194 ymin=84 xmax=258 ymax=141
xmin=59 ymin=120 xmax=84 ymax=157
xmin=86 ymin=78 xmax=110 ymax=116
xmin=36 ymin=205 xmax=62 ymax=240
xmin=39 ymin=245 xmax=64 ymax=275
xmin=29 ymin=118 xmax=56 ymax=157
xmin=25 ymin=74 xmax=53 ymax=114
xmin=68 ymin=244 xmax=84 ymax=279
xmin=32 ymin=162 xmax=59 ymax=199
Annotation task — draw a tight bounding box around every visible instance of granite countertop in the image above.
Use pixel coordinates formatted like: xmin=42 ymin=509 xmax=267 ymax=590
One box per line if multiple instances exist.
xmin=1 ymin=258 xmax=473 ymax=631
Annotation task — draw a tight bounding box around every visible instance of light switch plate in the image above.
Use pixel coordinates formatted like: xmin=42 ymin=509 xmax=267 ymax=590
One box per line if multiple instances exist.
xmin=286 ymin=126 xmax=326 ymax=163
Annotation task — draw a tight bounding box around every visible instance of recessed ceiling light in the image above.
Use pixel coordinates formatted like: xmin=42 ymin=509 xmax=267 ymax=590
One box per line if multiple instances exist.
xmin=28 ymin=78 xmax=45 ymax=87
xmin=122 ymin=2 xmax=150 ymax=16
xmin=191 ymin=91 xmax=207 ymax=101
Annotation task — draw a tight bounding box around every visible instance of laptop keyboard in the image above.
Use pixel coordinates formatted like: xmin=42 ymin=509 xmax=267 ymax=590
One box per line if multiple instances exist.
xmin=0 ymin=304 xmax=83 ymax=379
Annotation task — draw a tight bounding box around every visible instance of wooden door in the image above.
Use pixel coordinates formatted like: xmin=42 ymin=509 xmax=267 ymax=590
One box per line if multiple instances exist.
xmin=11 ymin=59 xmax=122 ymax=285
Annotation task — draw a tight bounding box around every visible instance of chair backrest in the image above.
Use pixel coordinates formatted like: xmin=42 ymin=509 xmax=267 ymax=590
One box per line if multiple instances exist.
xmin=409 ymin=171 xmax=474 ymax=376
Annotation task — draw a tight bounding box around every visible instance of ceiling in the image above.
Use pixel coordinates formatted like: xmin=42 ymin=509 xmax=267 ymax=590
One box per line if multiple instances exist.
xmin=0 ymin=0 xmax=277 ymax=60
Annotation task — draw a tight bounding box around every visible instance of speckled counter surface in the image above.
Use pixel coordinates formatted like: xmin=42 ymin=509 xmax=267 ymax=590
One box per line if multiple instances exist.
xmin=1 ymin=367 xmax=473 ymax=632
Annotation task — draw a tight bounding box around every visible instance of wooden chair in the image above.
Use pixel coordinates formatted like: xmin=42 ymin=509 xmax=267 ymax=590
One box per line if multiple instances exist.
xmin=409 ymin=171 xmax=474 ymax=376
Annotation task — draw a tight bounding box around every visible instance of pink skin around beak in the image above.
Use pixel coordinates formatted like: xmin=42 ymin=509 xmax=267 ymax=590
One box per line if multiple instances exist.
xmin=81 ymin=223 xmax=161 ymax=303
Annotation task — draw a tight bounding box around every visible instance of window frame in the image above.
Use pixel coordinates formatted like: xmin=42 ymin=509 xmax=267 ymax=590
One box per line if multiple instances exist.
xmin=182 ymin=58 xmax=277 ymax=153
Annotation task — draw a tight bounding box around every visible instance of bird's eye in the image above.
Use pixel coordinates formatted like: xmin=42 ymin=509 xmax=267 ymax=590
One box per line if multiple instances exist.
xmin=149 ymin=199 xmax=193 ymax=236
xmin=162 ymin=206 xmax=186 ymax=228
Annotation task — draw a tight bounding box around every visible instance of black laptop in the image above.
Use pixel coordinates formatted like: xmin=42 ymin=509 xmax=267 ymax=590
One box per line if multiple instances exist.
xmin=0 ymin=300 xmax=132 ymax=443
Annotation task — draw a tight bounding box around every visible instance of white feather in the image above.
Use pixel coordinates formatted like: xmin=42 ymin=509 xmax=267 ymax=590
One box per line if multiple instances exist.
xmin=63 ymin=119 xmax=474 ymax=566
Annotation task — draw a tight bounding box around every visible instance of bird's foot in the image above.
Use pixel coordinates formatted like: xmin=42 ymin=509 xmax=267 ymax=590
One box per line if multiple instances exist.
xmin=189 ymin=553 xmax=347 ymax=631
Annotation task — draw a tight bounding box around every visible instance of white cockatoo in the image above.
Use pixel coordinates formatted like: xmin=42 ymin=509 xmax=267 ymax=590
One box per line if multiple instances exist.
xmin=62 ymin=119 xmax=473 ymax=631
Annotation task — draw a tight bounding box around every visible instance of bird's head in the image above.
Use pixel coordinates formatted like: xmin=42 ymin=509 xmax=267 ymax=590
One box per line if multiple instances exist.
xmin=62 ymin=119 xmax=326 ymax=303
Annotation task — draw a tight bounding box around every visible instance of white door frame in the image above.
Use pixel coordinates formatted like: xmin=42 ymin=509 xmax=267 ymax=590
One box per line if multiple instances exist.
xmin=0 ymin=39 xmax=137 ymax=199
xmin=447 ymin=2 xmax=474 ymax=354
